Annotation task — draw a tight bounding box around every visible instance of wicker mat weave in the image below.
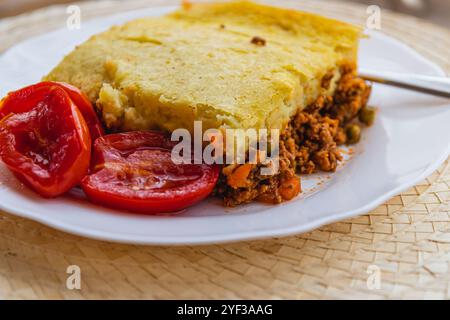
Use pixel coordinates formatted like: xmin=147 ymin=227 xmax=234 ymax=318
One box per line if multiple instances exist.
xmin=0 ymin=0 xmax=449 ymax=299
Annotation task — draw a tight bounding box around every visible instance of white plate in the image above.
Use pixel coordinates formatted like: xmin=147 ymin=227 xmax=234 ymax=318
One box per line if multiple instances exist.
xmin=0 ymin=6 xmax=449 ymax=245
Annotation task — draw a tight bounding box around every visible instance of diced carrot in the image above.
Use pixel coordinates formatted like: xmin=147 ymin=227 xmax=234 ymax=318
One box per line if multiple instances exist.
xmin=222 ymin=164 xmax=238 ymax=176
xmin=182 ymin=0 xmax=192 ymax=10
xmin=278 ymin=176 xmax=301 ymax=200
xmin=227 ymin=164 xmax=253 ymax=189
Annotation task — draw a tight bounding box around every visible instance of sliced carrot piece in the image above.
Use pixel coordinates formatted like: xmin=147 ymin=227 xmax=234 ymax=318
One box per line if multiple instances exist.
xmin=278 ymin=176 xmax=301 ymax=200
xmin=227 ymin=164 xmax=253 ymax=189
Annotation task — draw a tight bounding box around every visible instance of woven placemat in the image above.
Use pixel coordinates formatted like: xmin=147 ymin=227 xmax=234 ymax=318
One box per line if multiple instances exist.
xmin=1 ymin=0 xmax=449 ymax=299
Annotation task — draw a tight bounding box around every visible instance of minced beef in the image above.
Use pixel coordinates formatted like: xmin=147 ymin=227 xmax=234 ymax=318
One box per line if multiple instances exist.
xmin=218 ymin=64 xmax=372 ymax=206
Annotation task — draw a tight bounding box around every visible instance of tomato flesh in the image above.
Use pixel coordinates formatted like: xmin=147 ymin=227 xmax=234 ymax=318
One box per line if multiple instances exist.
xmin=81 ymin=131 xmax=220 ymax=214
xmin=0 ymin=81 xmax=104 ymax=141
xmin=0 ymin=87 xmax=91 ymax=197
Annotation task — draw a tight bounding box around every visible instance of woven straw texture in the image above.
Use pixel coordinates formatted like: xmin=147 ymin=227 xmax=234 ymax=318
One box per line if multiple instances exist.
xmin=0 ymin=0 xmax=449 ymax=299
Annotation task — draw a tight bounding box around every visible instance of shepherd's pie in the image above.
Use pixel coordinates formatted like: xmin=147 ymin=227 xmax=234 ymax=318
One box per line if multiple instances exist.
xmin=45 ymin=1 xmax=372 ymax=205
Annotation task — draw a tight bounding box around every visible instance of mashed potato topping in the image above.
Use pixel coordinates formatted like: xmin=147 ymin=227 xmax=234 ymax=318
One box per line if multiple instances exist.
xmin=45 ymin=1 xmax=361 ymax=135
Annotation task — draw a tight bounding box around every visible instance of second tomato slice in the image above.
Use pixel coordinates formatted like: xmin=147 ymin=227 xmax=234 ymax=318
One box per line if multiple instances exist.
xmin=81 ymin=131 xmax=220 ymax=214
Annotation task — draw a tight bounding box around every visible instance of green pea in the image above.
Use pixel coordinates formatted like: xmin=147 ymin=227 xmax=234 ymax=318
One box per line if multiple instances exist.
xmin=359 ymin=106 xmax=376 ymax=126
xmin=346 ymin=124 xmax=361 ymax=144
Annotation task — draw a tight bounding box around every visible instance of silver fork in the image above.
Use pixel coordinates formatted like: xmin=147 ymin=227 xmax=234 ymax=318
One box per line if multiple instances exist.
xmin=359 ymin=68 xmax=450 ymax=98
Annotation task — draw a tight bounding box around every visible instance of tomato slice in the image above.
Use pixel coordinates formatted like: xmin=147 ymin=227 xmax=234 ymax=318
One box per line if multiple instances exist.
xmin=0 ymin=81 xmax=104 ymax=141
xmin=0 ymin=86 xmax=91 ymax=197
xmin=81 ymin=131 xmax=220 ymax=214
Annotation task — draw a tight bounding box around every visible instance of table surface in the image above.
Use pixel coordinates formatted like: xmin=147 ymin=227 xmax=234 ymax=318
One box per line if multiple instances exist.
xmin=0 ymin=0 xmax=449 ymax=299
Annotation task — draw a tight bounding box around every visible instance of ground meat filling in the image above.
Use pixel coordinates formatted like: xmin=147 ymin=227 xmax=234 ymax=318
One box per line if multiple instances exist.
xmin=218 ymin=64 xmax=372 ymax=206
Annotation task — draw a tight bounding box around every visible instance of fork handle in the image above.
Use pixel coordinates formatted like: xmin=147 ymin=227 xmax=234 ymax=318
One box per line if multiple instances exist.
xmin=359 ymin=68 xmax=450 ymax=98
